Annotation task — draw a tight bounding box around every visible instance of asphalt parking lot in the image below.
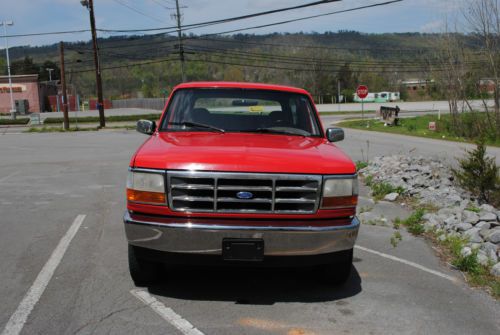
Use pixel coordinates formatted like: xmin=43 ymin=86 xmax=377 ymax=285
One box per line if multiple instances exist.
xmin=0 ymin=130 xmax=499 ymax=335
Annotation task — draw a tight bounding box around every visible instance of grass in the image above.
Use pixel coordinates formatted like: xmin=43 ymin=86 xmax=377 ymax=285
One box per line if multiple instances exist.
xmin=437 ymin=234 xmax=500 ymax=298
xmin=337 ymin=114 xmax=500 ymax=147
xmin=26 ymin=126 xmax=99 ymax=133
xmin=25 ymin=125 xmax=137 ymax=133
xmin=400 ymin=208 xmax=426 ymax=235
xmin=319 ymin=110 xmax=376 ymax=115
xmin=390 ymin=231 xmax=403 ymax=248
xmin=366 ymin=178 xmax=405 ymax=201
xmin=42 ymin=113 xmax=161 ymax=124
xmin=0 ymin=118 xmax=30 ymax=125
xmin=355 ymin=160 xmax=368 ymax=170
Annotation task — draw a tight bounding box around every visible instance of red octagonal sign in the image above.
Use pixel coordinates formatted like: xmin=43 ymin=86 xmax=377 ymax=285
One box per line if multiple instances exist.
xmin=356 ymin=85 xmax=369 ymax=99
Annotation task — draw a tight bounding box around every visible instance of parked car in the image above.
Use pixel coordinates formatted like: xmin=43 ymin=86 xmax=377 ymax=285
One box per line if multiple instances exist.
xmin=124 ymin=82 xmax=359 ymax=285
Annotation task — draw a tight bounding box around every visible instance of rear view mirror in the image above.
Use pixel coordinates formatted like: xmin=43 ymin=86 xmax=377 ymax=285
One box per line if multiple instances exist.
xmin=232 ymin=99 xmax=258 ymax=106
xmin=137 ymin=120 xmax=156 ymax=135
xmin=326 ymin=127 xmax=344 ymax=142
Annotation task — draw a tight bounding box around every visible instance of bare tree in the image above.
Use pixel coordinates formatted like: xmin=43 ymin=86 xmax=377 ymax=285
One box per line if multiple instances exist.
xmin=465 ymin=0 xmax=500 ymax=135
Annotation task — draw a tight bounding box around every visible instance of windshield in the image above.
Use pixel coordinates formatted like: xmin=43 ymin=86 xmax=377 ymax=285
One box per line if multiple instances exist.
xmin=160 ymin=88 xmax=322 ymax=136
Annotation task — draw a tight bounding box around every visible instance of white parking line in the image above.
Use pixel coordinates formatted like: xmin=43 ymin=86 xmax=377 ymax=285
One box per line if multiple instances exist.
xmin=355 ymin=245 xmax=458 ymax=283
xmin=1 ymin=215 xmax=86 ymax=335
xmin=131 ymin=289 xmax=205 ymax=335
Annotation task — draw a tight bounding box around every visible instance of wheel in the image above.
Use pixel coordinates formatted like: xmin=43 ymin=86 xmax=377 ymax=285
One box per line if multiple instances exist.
xmin=318 ymin=248 xmax=353 ymax=285
xmin=128 ymin=244 xmax=160 ymax=286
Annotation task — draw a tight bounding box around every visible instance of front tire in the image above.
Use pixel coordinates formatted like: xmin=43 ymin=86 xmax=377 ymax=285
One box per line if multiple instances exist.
xmin=128 ymin=244 xmax=160 ymax=286
xmin=318 ymin=248 xmax=353 ymax=285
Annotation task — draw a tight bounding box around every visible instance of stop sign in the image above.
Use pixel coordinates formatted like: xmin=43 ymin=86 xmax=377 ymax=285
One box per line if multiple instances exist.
xmin=356 ymin=85 xmax=369 ymax=99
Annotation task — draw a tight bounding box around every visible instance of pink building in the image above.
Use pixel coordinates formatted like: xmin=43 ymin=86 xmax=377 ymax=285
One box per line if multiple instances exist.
xmin=0 ymin=74 xmax=57 ymax=113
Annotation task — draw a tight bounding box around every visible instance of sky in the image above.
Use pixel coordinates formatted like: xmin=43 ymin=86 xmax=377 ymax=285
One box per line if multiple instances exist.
xmin=0 ymin=0 xmax=466 ymax=48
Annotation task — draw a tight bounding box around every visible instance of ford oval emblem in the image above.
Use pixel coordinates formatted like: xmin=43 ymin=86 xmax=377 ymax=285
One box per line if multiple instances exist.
xmin=236 ymin=191 xmax=254 ymax=199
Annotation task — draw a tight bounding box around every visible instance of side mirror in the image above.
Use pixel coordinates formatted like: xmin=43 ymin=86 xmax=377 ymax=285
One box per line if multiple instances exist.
xmin=137 ymin=120 xmax=156 ymax=135
xmin=326 ymin=127 xmax=344 ymax=142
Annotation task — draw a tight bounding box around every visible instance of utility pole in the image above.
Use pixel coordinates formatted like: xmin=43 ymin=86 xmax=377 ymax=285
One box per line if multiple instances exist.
xmin=1 ymin=20 xmax=16 ymax=120
xmin=175 ymin=0 xmax=186 ymax=82
xmin=81 ymin=0 xmax=105 ymax=127
xmin=59 ymin=42 xmax=70 ymax=130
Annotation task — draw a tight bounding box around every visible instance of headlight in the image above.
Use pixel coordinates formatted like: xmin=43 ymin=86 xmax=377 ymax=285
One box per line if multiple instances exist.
xmin=321 ymin=176 xmax=358 ymax=209
xmin=126 ymin=171 xmax=167 ymax=205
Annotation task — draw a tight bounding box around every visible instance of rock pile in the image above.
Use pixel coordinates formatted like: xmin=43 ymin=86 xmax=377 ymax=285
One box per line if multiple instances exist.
xmin=360 ymin=155 xmax=500 ymax=277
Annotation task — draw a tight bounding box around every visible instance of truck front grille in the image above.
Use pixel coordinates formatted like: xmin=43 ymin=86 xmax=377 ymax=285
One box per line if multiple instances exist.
xmin=168 ymin=171 xmax=322 ymax=214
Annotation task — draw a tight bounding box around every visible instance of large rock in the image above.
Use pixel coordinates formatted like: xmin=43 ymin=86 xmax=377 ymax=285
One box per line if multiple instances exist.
xmin=487 ymin=229 xmax=500 ymax=244
xmin=480 ymin=204 xmax=495 ymax=213
xmin=384 ymin=192 xmax=399 ymax=201
xmin=461 ymin=247 xmax=472 ymax=257
xmin=463 ymin=228 xmax=483 ymax=243
xmin=479 ymin=212 xmax=497 ymax=222
xmin=476 ymin=252 xmax=489 ymax=266
xmin=475 ymin=221 xmax=491 ymax=230
xmin=462 ymin=210 xmax=479 ymax=224
xmin=491 ymin=263 xmax=500 ymax=277
xmin=455 ymin=222 xmax=473 ymax=232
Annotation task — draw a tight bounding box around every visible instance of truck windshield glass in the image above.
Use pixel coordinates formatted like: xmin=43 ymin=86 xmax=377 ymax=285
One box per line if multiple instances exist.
xmin=161 ymin=89 xmax=322 ymax=136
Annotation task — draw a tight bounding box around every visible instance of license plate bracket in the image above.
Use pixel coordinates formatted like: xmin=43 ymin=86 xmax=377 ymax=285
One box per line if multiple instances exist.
xmin=222 ymin=238 xmax=264 ymax=261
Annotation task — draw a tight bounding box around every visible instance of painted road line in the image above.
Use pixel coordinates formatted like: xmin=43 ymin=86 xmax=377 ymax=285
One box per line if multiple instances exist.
xmin=355 ymin=245 xmax=457 ymax=283
xmin=131 ymin=289 xmax=205 ymax=335
xmin=1 ymin=215 xmax=86 ymax=335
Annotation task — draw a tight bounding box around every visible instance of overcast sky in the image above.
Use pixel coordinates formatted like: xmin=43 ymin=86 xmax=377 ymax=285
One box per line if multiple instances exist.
xmin=1 ymin=0 xmax=465 ymax=48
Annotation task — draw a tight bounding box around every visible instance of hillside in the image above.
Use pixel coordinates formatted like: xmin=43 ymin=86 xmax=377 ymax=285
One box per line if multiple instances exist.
xmin=1 ymin=31 xmax=480 ymax=100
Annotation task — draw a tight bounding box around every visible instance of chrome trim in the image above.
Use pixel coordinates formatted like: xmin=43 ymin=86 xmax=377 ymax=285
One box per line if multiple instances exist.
xmin=124 ymin=211 xmax=360 ymax=255
xmin=129 ymin=167 xmax=166 ymax=174
xmin=167 ymin=171 xmax=322 ymax=214
xmin=124 ymin=211 xmax=359 ymax=232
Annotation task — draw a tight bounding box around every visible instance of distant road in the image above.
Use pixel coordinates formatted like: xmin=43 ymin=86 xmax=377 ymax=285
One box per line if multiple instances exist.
xmin=20 ymin=99 xmax=491 ymax=121
xmin=316 ymin=99 xmax=494 ymax=112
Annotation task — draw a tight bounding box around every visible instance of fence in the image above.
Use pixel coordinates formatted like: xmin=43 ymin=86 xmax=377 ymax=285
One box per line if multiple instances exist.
xmin=111 ymin=98 xmax=166 ymax=110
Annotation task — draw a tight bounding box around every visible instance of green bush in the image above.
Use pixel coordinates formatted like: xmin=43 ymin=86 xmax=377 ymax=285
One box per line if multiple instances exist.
xmin=355 ymin=161 xmax=368 ymax=170
xmin=370 ymin=181 xmax=405 ymax=200
xmin=452 ymin=139 xmax=500 ymax=205
xmin=43 ymin=113 xmax=161 ymax=124
xmin=0 ymin=118 xmax=29 ymax=125
xmin=402 ymin=208 xmax=426 ymax=235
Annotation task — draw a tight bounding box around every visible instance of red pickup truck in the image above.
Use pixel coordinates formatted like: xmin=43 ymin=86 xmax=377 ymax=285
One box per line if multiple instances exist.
xmin=125 ymin=82 xmax=359 ymax=286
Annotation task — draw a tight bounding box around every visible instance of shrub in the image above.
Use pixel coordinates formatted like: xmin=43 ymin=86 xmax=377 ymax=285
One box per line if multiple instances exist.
xmin=355 ymin=161 xmax=368 ymax=170
xmin=452 ymin=139 xmax=500 ymax=205
xmin=402 ymin=208 xmax=426 ymax=235
xmin=370 ymin=181 xmax=405 ymax=200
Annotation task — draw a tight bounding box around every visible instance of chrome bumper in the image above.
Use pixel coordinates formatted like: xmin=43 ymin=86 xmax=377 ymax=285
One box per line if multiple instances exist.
xmin=124 ymin=212 xmax=359 ymax=256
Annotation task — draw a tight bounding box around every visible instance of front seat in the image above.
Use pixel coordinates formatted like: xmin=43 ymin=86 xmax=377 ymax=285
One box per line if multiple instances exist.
xmin=268 ymin=111 xmax=292 ymax=127
xmin=189 ymin=108 xmax=211 ymax=124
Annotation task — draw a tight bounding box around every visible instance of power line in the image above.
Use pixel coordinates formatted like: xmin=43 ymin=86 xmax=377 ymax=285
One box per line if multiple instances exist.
xmin=1 ymin=0 xmax=402 ymax=39
xmin=71 ymin=57 xmax=176 ymax=73
xmin=111 ymin=0 xmax=165 ymax=23
xmin=192 ymin=0 xmax=404 ymax=37
xmin=97 ymin=0 xmax=342 ymax=34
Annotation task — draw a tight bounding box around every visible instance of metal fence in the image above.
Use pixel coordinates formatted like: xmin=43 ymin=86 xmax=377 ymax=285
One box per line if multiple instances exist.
xmin=111 ymin=98 xmax=166 ymax=110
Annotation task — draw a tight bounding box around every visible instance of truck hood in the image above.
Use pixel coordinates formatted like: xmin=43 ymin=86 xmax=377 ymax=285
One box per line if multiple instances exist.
xmin=133 ymin=132 xmax=356 ymax=174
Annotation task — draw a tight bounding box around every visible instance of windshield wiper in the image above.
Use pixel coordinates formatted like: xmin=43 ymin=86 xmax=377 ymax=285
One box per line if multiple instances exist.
xmin=239 ymin=127 xmax=309 ymax=136
xmin=169 ymin=121 xmax=225 ymax=133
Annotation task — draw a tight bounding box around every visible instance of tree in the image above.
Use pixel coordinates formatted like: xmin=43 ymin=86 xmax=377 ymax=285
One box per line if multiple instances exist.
xmin=465 ymin=0 xmax=500 ymax=136
xmin=336 ymin=62 xmax=357 ymax=91
xmin=10 ymin=57 xmax=39 ymax=75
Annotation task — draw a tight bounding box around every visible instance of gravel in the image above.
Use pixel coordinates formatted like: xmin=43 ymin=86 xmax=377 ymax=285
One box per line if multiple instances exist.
xmin=360 ymin=155 xmax=500 ymax=277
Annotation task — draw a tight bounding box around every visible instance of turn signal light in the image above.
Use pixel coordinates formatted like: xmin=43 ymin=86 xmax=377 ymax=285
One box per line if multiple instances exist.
xmin=126 ymin=171 xmax=167 ymax=206
xmin=321 ymin=195 xmax=358 ymax=209
xmin=127 ymin=189 xmax=166 ymax=205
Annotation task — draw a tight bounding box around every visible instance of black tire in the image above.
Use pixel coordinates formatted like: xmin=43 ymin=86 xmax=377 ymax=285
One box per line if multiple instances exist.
xmin=128 ymin=244 xmax=160 ymax=286
xmin=318 ymin=248 xmax=353 ymax=285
